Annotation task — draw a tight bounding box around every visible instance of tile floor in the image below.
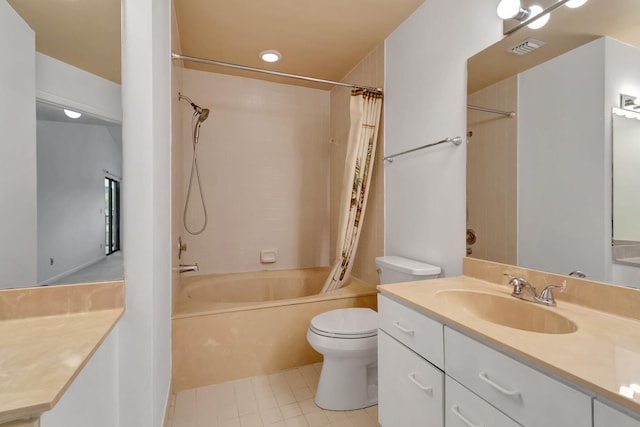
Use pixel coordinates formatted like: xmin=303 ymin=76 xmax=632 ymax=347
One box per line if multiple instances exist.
xmin=167 ymin=363 xmax=380 ymax=427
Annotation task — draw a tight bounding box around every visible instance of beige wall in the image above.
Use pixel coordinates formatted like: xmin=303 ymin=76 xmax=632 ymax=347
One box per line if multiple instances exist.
xmin=467 ymin=75 xmax=517 ymax=265
xmin=180 ymin=70 xmax=331 ymax=274
xmin=329 ymin=44 xmax=385 ymax=286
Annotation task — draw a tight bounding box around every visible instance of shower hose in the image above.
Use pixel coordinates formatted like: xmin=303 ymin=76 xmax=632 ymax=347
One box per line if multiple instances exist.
xmin=183 ymin=111 xmax=208 ymax=235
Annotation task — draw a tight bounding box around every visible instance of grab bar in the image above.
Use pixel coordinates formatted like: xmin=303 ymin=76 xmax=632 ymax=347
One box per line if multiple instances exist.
xmin=384 ymin=136 xmax=462 ymax=163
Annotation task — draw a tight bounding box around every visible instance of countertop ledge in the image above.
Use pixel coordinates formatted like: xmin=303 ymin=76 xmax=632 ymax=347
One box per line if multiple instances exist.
xmin=0 ymin=281 xmax=124 ymax=423
xmin=378 ymin=274 xmax=640 ymax=415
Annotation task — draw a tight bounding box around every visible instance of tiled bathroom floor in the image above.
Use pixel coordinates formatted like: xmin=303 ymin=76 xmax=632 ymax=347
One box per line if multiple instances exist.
xmin=167 ymin=363 xmax=380 ymax=427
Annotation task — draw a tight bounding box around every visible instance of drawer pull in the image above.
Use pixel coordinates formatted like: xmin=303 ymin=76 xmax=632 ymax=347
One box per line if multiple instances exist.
xmin=407 ymin=372 xmax=433 ymax=394
xmin=392 ymin=320 xmax=415 ymax=336
xmin=451 ymin=405 xmax=484 ymax=427
xmin=478 ymin=371 xmax=521 ymax=397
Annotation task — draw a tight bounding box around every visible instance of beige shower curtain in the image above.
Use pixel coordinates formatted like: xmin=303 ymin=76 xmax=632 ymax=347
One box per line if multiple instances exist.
xmin=321 ymin=89 xmax=383 ymax=293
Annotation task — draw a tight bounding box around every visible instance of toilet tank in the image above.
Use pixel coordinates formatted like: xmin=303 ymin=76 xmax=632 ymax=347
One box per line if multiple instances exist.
xmin=375 ymin=256 xmax=441 ymax=284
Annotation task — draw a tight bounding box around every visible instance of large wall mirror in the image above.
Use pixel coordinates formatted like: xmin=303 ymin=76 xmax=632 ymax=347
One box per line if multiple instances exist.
xmin=1 ymin=0 xmax=122 ymax=289
xmin=466 ymin=0 xmax=640 ymax=287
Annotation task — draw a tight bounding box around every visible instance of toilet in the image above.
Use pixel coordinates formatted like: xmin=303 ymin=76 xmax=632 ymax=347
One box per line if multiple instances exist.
xmin=307 ymin=256 xmax=441 ymax=411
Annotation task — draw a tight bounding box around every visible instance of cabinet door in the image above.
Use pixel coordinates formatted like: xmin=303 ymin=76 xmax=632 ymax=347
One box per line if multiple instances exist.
xmin=378 ymin=330 xmax=444 ymax=427
xmin=378 ymin=294 xmax=444 ymax=369
xmin=446 ymin=375 xmax=521 ymax=427
xmin=594 ymin=401 xmax=640 ymax=427
xmin=445 ymin=327 xmax=592 ymax=427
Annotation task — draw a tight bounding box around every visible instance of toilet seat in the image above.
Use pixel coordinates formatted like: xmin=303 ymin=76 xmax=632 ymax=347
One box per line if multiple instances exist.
xmin=310 ymin=308 xmax=377 ymax=339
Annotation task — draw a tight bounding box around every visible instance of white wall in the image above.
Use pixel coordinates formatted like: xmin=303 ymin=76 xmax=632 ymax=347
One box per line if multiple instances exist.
xmin=37 ymin=120 xmax=122 ymax=284
xmin=518 ymin=38 xmax=607 ymax=280
xmin=384 ymin=0 xmax=502 ymax=277
xmin=0 ymin=0 xmax=37 ymax=289
xmin=180 ymin=70 xmax=331 ymax=274
xmin=120 ymin=0 xmax=172 ymax=425
xmin=41 ymin=329 xmax=120 ymax=427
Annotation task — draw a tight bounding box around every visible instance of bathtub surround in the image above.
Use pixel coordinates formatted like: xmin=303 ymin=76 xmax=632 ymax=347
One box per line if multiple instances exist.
xmin=180 ymin=69 xmax=331 ymax=275
xmin=171 ymin=270 xmax=377 ymax=391
xmin=330 ymin=44 xmax=385 ymax=286
xmin=323 ymin=90 xmax=383 ymax=293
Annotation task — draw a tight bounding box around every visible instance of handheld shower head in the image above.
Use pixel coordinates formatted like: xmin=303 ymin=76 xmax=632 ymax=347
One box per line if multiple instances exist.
xmin=198 ymin=108 xmax=210 ymax=123
xmin=179 ymin=92 xmax=210 ymax=122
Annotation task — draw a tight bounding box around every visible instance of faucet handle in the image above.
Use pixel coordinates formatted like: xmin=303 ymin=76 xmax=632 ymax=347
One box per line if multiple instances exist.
xmin=537 ymin=281 xmax=566 ymax=306
xmin=504 ymin=273 xmax=533 ymax=295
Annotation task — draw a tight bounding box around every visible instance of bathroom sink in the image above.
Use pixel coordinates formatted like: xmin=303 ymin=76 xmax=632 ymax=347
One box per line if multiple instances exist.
xmin=436 ymin=290 xmax=577 ymax=334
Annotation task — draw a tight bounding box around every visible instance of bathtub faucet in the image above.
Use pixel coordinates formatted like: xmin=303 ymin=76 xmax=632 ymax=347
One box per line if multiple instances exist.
xmin=174 ymin=263 xmax=199 ymax=273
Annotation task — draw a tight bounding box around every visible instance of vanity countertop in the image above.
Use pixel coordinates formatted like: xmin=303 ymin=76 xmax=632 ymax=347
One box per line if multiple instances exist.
xmin=378 ymin=259 xmax=640 ymax=414
xmin=0 ymin=281 xmax=124 ymax=424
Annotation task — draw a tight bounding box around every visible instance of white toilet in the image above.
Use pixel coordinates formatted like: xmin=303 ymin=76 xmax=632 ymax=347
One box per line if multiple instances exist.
xmin=307 ymin=256 xmax=441 ymax=411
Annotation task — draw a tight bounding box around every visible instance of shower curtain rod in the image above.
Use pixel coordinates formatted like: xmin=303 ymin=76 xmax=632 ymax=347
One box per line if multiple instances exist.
xmin=172 ymin=53 xmax=383 ymax=93
xmin=467 ymin=104 xmax=516 ymax=118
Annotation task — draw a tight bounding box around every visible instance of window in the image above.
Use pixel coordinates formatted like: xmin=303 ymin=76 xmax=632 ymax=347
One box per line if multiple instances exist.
xmin=105 ymin=177 xmax=120 ymax=255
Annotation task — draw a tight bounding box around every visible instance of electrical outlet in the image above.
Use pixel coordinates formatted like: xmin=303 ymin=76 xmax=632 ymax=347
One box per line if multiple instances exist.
xmin=50 ymin=258 xmax=54 ymax=266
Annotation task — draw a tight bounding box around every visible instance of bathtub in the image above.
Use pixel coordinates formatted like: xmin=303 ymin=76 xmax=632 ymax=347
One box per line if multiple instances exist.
xmin=171 ymin=267 xmax=378 ymax=391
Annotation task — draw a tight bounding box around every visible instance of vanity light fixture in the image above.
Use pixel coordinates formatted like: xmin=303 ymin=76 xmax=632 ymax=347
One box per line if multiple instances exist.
xmin=620 ymin=94 xmax=640 ymax=111
xmin=564 ymin=0 xmax=588 ymax=8
xmin=63 ymin=109 xmax=82 ymax=119
xmin=496 ymin=0 xmax=548 ymax=29
xmin=259 ymin=50 xmax=281 ymax=63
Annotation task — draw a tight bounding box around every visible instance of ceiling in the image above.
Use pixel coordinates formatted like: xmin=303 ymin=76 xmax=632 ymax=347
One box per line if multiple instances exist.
xmin=6 ymin=0 xmax=424 ymax=89
xmin=7 ymin=0 xmax=121 ymax=84
xmin=172 ymin=0 xmax=425 ymax=89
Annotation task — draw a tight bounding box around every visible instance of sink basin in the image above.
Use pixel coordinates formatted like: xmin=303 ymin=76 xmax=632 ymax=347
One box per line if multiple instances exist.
xmin=436 ymin=290 xmax=577 ymax=334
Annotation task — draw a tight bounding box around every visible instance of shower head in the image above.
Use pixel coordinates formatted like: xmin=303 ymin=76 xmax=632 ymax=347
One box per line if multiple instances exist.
xmin=178 ymin=92 xmax=210 ymax=122
xmin=198 ymin=108 xmax=210 ymax=123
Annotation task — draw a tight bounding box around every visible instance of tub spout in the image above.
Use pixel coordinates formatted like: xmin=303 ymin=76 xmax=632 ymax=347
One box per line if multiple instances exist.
xmin=174 ymin=263 xmax=199 ymax=273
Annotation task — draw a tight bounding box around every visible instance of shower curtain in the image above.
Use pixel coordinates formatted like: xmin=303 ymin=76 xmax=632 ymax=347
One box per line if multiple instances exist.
xmin=321 ymin=89 xmax=383 ymax=293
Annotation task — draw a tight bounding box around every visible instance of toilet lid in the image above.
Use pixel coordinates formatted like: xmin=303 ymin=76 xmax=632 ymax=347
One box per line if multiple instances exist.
xmin=310 ymin=308 xmax=378 ymax=338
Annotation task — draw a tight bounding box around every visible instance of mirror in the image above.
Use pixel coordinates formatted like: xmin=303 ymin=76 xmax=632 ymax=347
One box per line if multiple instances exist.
xmin=1 ymin=1 xmax=122 ymax=289
xmin=466 ymin=0 xmax=640 ymax=286
xmin=612 ymin=109 xmax=640 ymax=243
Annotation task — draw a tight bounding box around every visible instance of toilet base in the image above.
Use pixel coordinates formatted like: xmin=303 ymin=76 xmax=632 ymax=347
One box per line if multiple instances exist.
xmin=314 ymin=359 xmax=378 ymax=411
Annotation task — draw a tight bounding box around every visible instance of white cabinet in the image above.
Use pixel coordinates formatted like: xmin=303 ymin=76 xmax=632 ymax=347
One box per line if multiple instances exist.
xmin=445 ymin=376 xmax=520 ymax=427
xmin=594 ymin=400 xmax=640 ymax=427
xmin=377 ymin=293 xmax=598 ymax=427
xmin=378 ymin=294 xmax=444 ymax=368
xmin=378 ymin=330 xmax=444 ymax=427
xmin=445 ymin=327 xmax=592 ymax=427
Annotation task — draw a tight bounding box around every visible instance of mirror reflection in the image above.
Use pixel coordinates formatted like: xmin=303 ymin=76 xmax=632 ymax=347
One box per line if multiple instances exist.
xmin=612 ymin=109 xmax=640 ymax=243
xmin=1 ymin=1 xmax=122 ymax=289
xmin=466 ymin=0 xmax=640 ymax=287
xmin=36 ymin=101 xmax=122 ymax=285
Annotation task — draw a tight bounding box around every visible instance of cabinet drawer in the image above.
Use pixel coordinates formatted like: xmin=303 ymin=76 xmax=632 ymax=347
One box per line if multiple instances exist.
xmin=378 ymin=330 xmax=444 ymax=427
xmin=378 ymin=294 xmax=444 ymax=368
xmin=594 ymin=400 xmax=640 ymax=427
xmin=445 ymin=375 xmax=521 ymax=427
xmin=445 ymin=327 xmax=591 ymax=427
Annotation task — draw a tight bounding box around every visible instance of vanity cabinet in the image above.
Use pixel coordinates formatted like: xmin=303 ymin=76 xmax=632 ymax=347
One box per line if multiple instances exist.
xmin=378 ymin=294 xmax=594 ymax=427
xmin=594 ymin=400 xmax=640 ymax=427
xmin=445 ymin=327 xmax=591 ymax=427
xmin=378 ymin=330 xmax=444 ymax=426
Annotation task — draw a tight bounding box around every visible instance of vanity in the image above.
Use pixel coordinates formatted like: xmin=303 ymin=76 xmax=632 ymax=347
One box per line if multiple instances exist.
xmin=0 ymin=281 xmax=124 ymax=426
xmin=377 ymin=258 xmax=640 ymax=427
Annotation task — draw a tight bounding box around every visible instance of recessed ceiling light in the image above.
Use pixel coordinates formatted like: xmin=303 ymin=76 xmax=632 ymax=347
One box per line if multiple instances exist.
xmin=64 ymin=109 xmax=82 ymax=119
xmin=259 ymin=50 xmax=282 ymax=63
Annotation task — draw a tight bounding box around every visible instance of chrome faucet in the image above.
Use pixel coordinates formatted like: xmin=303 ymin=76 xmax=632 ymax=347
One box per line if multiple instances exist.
xmin=174 ymin=263 xmax=199 ymax=273
xmin=503 ymin=274 xmax=565 ymax=307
